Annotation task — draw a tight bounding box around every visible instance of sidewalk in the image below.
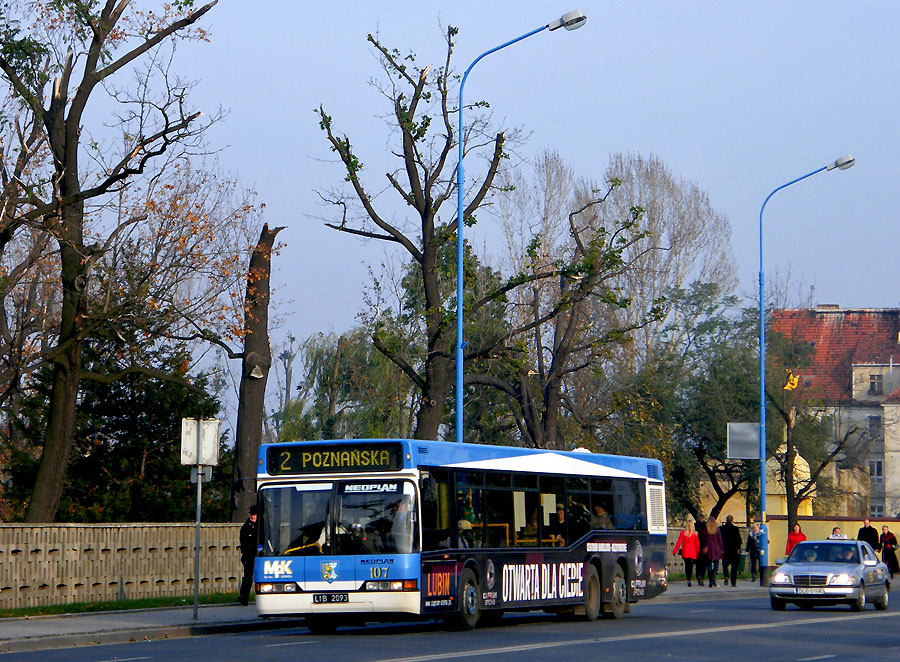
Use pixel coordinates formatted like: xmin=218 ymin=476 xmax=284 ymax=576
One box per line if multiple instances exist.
xmin=0 ymin=580 xmax=768 ymax=654
xmin=0 ymin=603 xmax=303 ymax=654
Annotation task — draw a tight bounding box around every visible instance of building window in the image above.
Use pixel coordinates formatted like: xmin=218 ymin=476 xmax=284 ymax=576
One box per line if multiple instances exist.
xmin=869 ymin=460 xmax=884 ymax=485
xmin=869 ymin=374 xmax=884 ymax=395
xmin=870 ymin=504 xmax=885 ymax=518
xmin=868 ymin=415 xmax=883 ymax=438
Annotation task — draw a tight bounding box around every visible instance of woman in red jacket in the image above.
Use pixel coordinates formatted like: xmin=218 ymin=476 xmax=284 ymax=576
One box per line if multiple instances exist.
xmin=673 ymin=522 xmax=700 ymax=586
xmin=785 ymin=523 xmax=806 ymax=555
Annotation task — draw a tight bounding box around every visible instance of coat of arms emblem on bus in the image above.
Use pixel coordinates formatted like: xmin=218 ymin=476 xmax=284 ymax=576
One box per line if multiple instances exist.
xmin=322 ymin=561 xmax=339 ymax=583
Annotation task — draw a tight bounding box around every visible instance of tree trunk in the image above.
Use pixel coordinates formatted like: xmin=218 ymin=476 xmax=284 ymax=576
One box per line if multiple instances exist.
xmin=25 ymin=209 xmax=86 ymax=522
xmin=231 ymin=224 xmax=284 ymax=522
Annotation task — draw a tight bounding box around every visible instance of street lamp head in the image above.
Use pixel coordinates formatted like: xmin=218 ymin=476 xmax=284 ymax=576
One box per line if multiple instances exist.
xmin=826 ymin=154 xmax=856 ymax=171
xmin=548 ymin=9 xmax=587 ymax=31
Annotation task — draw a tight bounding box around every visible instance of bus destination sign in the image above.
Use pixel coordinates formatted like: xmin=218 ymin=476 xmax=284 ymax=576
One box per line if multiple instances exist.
xmin=267 ymin=443 xmax=404 ymax=475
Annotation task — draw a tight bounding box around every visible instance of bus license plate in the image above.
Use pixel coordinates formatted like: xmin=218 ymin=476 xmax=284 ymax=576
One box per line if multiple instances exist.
xmin=313 ymin=593 xmax=349 ymax=604
xmin=796 ymin=587 xmax=824 ymax=595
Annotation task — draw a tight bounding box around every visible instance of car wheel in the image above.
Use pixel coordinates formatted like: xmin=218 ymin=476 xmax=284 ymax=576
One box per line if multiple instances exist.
xmin=770 ymin=597 xmax=786 ymax=611
xmin=874 ymin=585 xmax=889 ymax=611
xmin=583 ymin=564 xmax=601 ymax=621
xmin=456 ymin=567 xmax=481 ymax=630
xmin=850 ymin=582 xmax=866 ymax=611
xmin=602 ymin=565 xmax=627 ymax=619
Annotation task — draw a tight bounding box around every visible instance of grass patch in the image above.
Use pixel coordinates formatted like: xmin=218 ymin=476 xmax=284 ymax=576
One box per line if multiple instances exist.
xmin=0 ymin=592 xmax=248 ymax=619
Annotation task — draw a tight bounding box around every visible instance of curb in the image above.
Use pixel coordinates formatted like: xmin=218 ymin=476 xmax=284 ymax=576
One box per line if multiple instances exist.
xmin=654 ymin=588 xmax=769 ymax=605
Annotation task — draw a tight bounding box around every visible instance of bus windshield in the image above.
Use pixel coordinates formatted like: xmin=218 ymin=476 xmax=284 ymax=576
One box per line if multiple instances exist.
xmin=259 ymin=480 xmax=418 ymax=556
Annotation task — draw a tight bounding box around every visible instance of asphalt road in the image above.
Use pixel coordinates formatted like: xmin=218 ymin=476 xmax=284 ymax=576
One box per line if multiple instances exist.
xmin=7 ymin=596 xmax=900 ymax=662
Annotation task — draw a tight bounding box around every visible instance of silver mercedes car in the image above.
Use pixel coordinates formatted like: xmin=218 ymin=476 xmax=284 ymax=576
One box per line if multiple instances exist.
xmin=769 ymin=539 xmax=890 ymax=611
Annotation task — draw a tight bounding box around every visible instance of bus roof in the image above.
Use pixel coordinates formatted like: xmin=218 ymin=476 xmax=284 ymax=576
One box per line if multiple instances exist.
xmin=259 ymin=439 xmax=664 ymax=482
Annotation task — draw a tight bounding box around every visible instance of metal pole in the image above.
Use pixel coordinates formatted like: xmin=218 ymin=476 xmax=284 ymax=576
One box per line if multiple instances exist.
xmin=455 ymin=24 xmax=547 ymax=444
xmin=758 ymin=165 xmax=827 ymax=586
xmin=193 ymin=420 xmax=203 ymax=619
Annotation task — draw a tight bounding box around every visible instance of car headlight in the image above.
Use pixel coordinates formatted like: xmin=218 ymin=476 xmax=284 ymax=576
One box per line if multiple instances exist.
xmin=829 ymin=573 xmax=854 ymax=586
xmin=771 ymin=572 xmax=791 ymax=584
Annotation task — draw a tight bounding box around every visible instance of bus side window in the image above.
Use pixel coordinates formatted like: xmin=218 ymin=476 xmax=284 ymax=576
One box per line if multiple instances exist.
xmin=514 ymin=491 xmax=541 ymax=547
xmin=613 ymin=479 xmax=643 ymax=530
xmin=421 ymin=470 xmax=451 ymax=550
xmin=484 ymin=489 xmax=514 ymax=548
xmin=456 ymin=487 xmax=484 ymax=548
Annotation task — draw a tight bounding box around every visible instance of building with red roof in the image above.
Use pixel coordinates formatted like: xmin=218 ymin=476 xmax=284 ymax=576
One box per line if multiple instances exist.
xmin=770 ymin=306 xmax=900 ymax=518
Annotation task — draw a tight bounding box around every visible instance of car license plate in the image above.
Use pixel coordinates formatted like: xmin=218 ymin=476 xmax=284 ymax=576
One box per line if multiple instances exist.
xmin=796 ymin=587 xmax=824 ymax=595
xmin=313 ymin=593 xmax=349 ymax=604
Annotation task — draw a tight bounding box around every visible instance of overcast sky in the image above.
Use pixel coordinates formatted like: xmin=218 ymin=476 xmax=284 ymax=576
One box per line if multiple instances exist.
xmin=179 ymin=1 xmax=899 ymax=347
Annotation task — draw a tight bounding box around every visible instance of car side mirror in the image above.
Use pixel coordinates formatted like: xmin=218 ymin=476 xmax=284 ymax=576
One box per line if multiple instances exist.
xmin=863 ymin=559 xmax=877 ymax=567
xmin=775 ymin=558 xmax=786 ymax=565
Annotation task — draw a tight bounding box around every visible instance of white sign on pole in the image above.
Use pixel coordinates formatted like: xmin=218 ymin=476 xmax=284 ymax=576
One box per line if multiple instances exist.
xmin=190 ymin=466 xmax=213 ymax=483
xmin=180 ymin=418 xmax=220 ymax=466
xmin=727 ymin=422 xmax=761 ymax=460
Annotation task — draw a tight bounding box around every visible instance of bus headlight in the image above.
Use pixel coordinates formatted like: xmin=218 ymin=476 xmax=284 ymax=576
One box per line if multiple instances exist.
xmin=259 ymin=583 xmax=275 ymax=593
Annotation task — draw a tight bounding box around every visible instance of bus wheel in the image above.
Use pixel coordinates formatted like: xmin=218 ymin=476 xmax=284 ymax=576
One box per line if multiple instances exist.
xmin=457 ymin=567 xmax=481 ymax=630
xmin=583 ymin=564 xmax=601 ymax=621
xmin=602 ymin=565 xmax=627 ymax=619
xmin=305 ymin=615 xmax=338 ymax=635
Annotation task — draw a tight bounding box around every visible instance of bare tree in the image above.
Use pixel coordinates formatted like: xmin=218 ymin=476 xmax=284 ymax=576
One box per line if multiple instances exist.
xmin=228 ymin=223 xmax=283 ymax=521
xmin=471 ymin=150 xmax=663 ymax=449
xmin=590 ymin=153 xmax=737 ymax=370
xmin=315 ymin=28 xmax=508 ymax=439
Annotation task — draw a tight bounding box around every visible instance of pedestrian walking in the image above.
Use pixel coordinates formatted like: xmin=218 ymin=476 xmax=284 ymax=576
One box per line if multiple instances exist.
xmin=704 ymin=516 xmax=724 ymax=587
xmin=786 ymin=523 xmax=806 ymax=555
xmin=857 ymin=518 xmax=880 ymax=551
xmin=673 ymin=522 xmax=700 ymax=586
xmin=745 ymin=522 xmax=761 ymax=583
xmin=239 ymin=504 xmax=259 ymax=606
xmin=695 ymin=512 xmax=708 ymax=586
xmin=879 ymin=525 xmax=899 ymax=578
xmin=720 ymin=515 xmax=742 ymax=587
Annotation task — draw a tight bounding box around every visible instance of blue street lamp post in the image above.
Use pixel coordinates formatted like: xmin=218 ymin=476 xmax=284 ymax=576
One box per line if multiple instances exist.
xmin=757 ymin=154 xmax=855 ymax=585
xmin=455 ymin=10 xmax=587 ymax=444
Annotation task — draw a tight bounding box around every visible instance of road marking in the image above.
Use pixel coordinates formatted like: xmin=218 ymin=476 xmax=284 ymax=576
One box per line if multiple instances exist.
xmin=797 ymin=656 xmax=837 ymax=661
xmin=95 ymin=657 xmax=152 ymax=662
xmin=689 ymin=609 xmax=715 ymax=613
xmin=263 ymin=640 xmax=317 ymax=647
xmin=374 ymin=612 xmax=900 ymax=662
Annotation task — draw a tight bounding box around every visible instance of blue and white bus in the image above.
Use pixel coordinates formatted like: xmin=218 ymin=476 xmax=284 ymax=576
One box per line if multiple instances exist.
xmin=253 ymin=439 xmax=667 ymax=632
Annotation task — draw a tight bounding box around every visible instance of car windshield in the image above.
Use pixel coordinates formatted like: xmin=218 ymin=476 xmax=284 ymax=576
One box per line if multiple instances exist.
xmin=259 ymin=480 xmax=418 ymax=556
xmin=787 ymin=542 xmax=858 ymax=564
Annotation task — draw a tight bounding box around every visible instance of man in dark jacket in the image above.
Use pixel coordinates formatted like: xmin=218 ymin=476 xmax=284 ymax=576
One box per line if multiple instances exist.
xmin=720 ymin=515 xmax=743 ymax=587
xmin=239 ymin=505 xmax=258 ymax=606
xmin=857 ymin=518 xmax=881 ymax=551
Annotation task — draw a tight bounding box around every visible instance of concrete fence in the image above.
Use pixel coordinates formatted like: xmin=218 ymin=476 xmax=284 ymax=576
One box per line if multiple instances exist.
xmin=0 ymin=523 xmax=242 ymax=609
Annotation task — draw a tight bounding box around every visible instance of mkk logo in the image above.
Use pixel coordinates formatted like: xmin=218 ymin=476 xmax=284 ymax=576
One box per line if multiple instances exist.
xmin=263 ymin=560 xmax=294 ymax=578
xmin=322 ymin=561 xmax=339 ymax=583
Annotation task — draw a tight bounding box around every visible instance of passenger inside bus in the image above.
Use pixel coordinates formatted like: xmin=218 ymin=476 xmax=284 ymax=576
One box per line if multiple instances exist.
xmin=592 ymin=503 xmax=613 ymax=530
xmin=549 ymin=504 xmax=566 ymax=546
